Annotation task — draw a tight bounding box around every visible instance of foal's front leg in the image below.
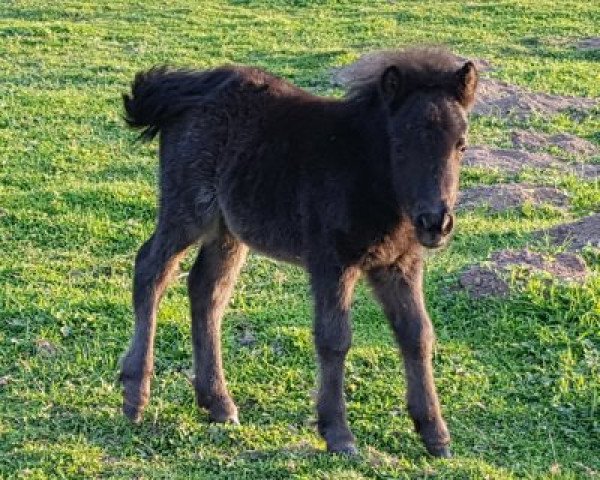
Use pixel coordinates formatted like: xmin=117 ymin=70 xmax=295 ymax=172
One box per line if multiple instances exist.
xmin=368 ymin=259 xmax=451 ymax=457
xmin=310 ymin=264 xmax=360 ymax=454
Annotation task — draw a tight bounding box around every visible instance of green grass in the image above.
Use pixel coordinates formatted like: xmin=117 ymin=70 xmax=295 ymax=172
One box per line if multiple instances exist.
xmin=1 ymin=1 xmax=599 ymax=478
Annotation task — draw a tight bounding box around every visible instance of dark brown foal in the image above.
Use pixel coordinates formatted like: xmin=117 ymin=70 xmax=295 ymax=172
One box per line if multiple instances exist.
xmin=119 ymin=46 xmax=478 ymax=457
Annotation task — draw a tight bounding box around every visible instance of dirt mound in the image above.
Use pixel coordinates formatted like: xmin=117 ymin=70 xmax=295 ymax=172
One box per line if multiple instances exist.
xmin=473 ymin=78 xmax=597 ymax=120
xmin=459 ymin=249 xmax=588 ymax=298
xmin=459 ymin=266 xmax=510 ymax=298
xmin=464 ymin=146 xmax=557 ymax=174
xmin=550 ymin=134 xmax=599 ymax=156
xmin=458 ymin=184 xmax=569 ymax=212
xmin=511 ymin=130 xmax=599 ymax=156
xmin=464 ymin=145 xmax=600 ymax=179
xmin=492 ymin=249 xmax=588 ymax=279
xmin=568 ymin=163 xmax=600 ymax=180
xmin=537 ymin=214 xmax=600 ymax=251
xmin=576 ymin=37 xmax=600 ymax=50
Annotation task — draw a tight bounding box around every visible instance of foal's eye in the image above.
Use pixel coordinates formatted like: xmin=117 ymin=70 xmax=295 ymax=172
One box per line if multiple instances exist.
xmin=456 ymin=139 xmax=467 ymax=153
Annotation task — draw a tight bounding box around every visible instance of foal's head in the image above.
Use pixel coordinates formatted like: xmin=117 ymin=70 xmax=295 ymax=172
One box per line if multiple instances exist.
xmin=343 ymin=48 xmax=478 ymax=248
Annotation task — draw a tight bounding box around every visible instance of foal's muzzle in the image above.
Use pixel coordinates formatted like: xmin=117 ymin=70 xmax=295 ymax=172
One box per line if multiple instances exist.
xmin=414 ymin=208 xmax=454 ymax=248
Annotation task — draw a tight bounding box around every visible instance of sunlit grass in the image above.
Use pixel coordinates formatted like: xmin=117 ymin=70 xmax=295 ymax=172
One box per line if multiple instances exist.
xmin=1 ymin=1 xmax=598 ymax=478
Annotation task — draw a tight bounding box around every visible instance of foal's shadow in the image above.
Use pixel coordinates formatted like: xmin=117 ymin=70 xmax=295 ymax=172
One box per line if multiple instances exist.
xmin=18 ymin=400 xmax=558 ymax=478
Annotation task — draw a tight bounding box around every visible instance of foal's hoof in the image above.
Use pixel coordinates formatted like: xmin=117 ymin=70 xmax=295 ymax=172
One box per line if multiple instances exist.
xmin=327 ymin=442 xmax=359 ymax=456
xmin=120 ymin=382 xmax=149 ymax=424
xmin=426 ymin=444 xmax=452 ymax=458
xmin=205 ymin=399 xmax=240 ymax=425
xmin=209 ymin=410 xmax=240 ymax=425
xmin=120 ymin=376 xmax=149 ymax=424
xmin=122 ymin=401 xmax=144 ymax=424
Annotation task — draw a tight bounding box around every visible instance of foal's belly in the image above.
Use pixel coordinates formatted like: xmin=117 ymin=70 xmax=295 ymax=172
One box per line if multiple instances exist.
xmin=217 ymin=166 xmax=305 ymax=265
xmin=224 ymin=211 xmax=305 ymax=265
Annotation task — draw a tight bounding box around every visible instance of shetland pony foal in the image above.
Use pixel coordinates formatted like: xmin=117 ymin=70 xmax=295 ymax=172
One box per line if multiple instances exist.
xmin=119 ymin=47 xmax=478 ymax=457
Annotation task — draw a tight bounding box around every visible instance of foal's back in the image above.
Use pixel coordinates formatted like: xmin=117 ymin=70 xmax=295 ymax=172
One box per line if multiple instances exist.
xmin=125 ymin=66 xmax=305 ymax=241
xmin=148 ymin=66 xmax=374 ymax=262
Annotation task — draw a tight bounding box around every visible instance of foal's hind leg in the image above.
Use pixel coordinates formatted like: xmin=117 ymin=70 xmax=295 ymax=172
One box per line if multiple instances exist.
xmin=367 ymin=259 xmax=451 ymax=458
xmin=188 ymin=231 xmax=247 ymax=423
xmin=120 ymin=227 xmax=196 ymax=422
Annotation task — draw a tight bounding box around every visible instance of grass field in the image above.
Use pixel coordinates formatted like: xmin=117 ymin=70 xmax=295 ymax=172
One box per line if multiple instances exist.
xmin=1 ymin=1 xmax=599 ymax=478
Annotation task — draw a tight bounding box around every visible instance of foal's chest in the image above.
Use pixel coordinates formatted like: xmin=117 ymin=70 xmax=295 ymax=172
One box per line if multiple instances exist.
xmin=359 ymin=222 xmax=418 ymax=269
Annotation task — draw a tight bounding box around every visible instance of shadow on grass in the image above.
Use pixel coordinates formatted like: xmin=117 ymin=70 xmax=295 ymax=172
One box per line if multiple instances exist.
xmin=9 ymin=403 xmax=556 ymax=478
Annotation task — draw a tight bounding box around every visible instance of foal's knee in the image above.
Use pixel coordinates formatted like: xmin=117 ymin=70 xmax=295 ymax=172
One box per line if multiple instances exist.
xmin=134 ymin=235 xmax=156 ymax=270
xmin=315 ymin=320 xmax=352 ymax=358
xmin=133 ymin=237 xmax=157 ymax=286
xmin=398 ymin=320 xmax=434 ymax=359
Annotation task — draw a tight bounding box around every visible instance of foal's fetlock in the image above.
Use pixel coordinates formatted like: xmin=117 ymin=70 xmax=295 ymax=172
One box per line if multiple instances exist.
xmin=328 ymin=440 xmax=358 ymax=456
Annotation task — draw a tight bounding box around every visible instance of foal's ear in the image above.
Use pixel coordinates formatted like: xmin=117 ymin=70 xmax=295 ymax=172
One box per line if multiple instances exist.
xmin=380 ymin=66 xmax=405 ymax=110
xmin=455 ymin=61 xmax=478 ymax=109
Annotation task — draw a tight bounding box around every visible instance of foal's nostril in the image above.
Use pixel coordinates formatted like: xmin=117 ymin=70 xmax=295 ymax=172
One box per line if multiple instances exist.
xmin=416 ymin=210 xmax=453 ymax=236
xmin=441 ymin=213 xmax=454 ymax=236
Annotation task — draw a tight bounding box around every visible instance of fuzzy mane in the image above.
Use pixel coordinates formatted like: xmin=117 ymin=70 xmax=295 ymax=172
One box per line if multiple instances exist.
xmin=336 ymin=47 xmax=464 ymax=100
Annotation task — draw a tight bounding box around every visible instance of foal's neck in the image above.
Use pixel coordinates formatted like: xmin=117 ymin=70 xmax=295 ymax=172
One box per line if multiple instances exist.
xmin=346 ymin=96 xmax=398 ymax=206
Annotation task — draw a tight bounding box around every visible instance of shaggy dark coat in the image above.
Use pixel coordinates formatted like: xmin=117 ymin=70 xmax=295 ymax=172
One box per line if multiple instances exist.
xmin=119 ymin=47 xmax=478 ymax=457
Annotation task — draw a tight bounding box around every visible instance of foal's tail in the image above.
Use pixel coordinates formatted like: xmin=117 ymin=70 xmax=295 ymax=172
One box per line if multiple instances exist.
xmin=123 ymin=66 xmax=235 ymax=141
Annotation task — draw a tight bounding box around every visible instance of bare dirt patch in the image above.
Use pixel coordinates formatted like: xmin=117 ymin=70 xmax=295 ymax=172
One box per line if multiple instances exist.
xmin=567 ymin=163 xmax=600 ymax=180
xmin=459 ymin=265 xmax=510 ymax=298
xmin=473 ymin=78 xmax=597 ymax=120
xmin=464 ymin=145 xmax=600 ymax=179
xmin=35 ymin=338 xmax=57 ymax=356
xmin=458 ymin=183 xmax=569 ymax=212
xmin=459 ymin=249 xmax=588 ymax=298
xmin=537 ymin=213 xmax=600 ymax=251
xmin=575 ymin=37 xmax=600 ymax=50
xmin=492 ymin=249 xmax=588 ymax=279
xmin=511 ymin=130 xmax=599 ymax=156
xmin=464 ymin=146 xmax=558 ymax=174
